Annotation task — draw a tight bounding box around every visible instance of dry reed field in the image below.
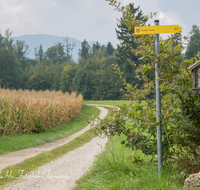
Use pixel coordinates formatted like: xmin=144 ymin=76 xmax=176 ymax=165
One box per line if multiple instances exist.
xmin=0 ymin=88 xmax=83 ymax=135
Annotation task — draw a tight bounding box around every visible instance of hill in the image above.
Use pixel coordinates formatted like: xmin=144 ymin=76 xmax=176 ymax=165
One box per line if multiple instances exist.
xmin=12 ymin=34 xmax=98 ymax=61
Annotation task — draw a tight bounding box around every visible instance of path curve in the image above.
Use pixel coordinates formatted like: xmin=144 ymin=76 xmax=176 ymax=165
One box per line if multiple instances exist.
xmin=0 ymin=106 xmax=108 ymax=170
xmin=2 ymin=105 xmax=109 ymax=190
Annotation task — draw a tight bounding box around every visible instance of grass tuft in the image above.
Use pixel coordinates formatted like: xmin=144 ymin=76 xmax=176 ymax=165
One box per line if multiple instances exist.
xmin=76 ymin=135 xmax=185 ymax=190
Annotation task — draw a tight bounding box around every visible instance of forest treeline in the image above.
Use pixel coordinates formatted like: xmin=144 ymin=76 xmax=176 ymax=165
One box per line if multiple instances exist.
xmin=0 ymin=30 xmax=124 ymax=100
xmin=0 ymin=3 xmax=199 ymax=100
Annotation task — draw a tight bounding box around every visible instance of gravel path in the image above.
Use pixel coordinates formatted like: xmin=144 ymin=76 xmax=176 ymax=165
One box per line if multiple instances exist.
xmin=2 ymin=105 xmax=109 ymax=190
xmin=0 ymin=106 xmax=108 ymax=170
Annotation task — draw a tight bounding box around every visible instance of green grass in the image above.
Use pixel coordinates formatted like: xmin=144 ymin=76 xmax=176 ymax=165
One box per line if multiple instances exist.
xmin=0 ymin=104 xmax=103 ymax=188
xmin=83 ymin=100 xmax=129 ymax=107
xmin=0 ymin=105 xmax=100 ymax=154
xmin=76 ymin=135 xmax=186 ymax=190
xmin=0 ymin=101 xmax=187 ymax=189
xmin=104 ymin=107 xmax=113 ymax=119
xmin=0 ymin=129 xmax=97 ymax=188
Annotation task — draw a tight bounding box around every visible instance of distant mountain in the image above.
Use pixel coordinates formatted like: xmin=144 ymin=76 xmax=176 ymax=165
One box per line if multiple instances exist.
xmin=12 ymin=34 xmax=98 ymax=62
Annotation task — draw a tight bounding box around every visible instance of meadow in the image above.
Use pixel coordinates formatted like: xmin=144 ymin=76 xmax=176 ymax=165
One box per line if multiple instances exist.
xmin=83 ymin=100 xmax=129 ymax=106
xmin=0 ymin=88 xmax=83 ymax=135
xmin=77 ymin=100 xmax=188 ymax=190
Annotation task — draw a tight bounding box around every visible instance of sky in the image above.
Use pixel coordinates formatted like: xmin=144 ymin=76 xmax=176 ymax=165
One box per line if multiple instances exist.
xmin=0 ymin=0 xmax=199 ymax=46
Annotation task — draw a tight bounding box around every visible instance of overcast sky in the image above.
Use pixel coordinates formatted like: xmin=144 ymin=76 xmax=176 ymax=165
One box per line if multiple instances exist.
xmin=0 ymin=0 xmax=199 ymax=46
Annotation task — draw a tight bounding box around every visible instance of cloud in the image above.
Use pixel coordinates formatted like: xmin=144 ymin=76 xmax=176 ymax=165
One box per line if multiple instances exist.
xmin=120 ymin=0 xmax=195 ymax=38
xmin=0 ymin=0 xmax=199 ymax=47
xmin=157 ymin=11 xmax=181 ymax=25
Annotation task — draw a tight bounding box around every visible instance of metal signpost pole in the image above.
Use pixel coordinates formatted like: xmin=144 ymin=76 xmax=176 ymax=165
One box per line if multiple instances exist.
xmin=154 ymin=19 xmax=162 ymax=172
xmin=135 ymin=21 xmax=182 ymax=173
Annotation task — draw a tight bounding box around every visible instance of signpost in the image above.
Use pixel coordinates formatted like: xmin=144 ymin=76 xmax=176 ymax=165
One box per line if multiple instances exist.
xmin=135 ymin=20 xmax=182 ymax=172
xmin=135 ymin=25 xmax=182 ymax=35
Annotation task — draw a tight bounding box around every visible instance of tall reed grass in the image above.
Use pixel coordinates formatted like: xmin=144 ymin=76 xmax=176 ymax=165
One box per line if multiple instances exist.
xmin=0 ymin=88 xmax=83 ymax=135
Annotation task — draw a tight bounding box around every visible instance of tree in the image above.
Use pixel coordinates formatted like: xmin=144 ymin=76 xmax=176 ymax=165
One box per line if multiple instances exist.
xmin=172 ymin=32 xmax=182 ymax=48
xmin=26 ymin=61 xmax=51 ymax=90
xmin=74 ymin=68 xmax=93 ymax=100
xmin=14 ymin=40 xmax=30 ymax=70
xmin=49 ymin=63 xmax=65 ymax=91
xmin=56 ymin=42 xmax=66 ymax=64
xmin=79 ymin=39 xmax=90 ymax=60
xmin=3 ymin=29 xmax=14 ymax=51
xmin=106 ymin=41 xmax=115 ymax=56
xmin=0 ymin=33 xmax=4 ymax=49
xmin=0 ymin=29 xmax=14 ymax=51
xmin=92 ymin=41 xmax=101 ymax=56
xmin=92 ymin=41 xmax=100 ymax=51
xmin=60 ymin=63 xmax=79 ymax=93
xmin=46 ymin=40 xmax=74 ymax=65
xmin=98 ymin=45 xmax=107 ymax=58
xmin=93 ymin=58 xmax=123 ymax=100
xmin=0 ymin=49 xmax=23 ymax=89
xmin=97 ymin=1 xmax=200 ymax=173
xmin=115 ymin=3 xmax=147 ymax=86
xmin=45 ymin=43 xmax=66 ymax=65
xmin=46 ymin=45 xmax=57 ymax=64
xmin=185 ymin=25 xmax=200 ymax=60
xmin=35 ymin=44 xmax=44 ymax=62
xmin=25 ymin=59 xmax=64 ymax=91
xmin=64 ymin=37 xmax=76 ymax=61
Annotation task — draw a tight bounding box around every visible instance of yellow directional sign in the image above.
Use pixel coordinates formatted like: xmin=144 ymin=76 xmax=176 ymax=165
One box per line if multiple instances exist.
xmin=135 ymin=25 xmax=182 ymax=35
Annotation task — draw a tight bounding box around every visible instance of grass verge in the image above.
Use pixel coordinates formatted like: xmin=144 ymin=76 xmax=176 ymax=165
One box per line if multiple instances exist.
xmin=76 ymin=135 xmax=186 ymax=190
xmin=0 ymin=129 xmax=97 ymax=188
xmin=0 ymin=105 xmax=100 ymax=154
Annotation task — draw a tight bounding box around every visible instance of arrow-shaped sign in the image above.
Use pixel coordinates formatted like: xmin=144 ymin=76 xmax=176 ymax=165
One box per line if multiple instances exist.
xmin=135 ymin=25 xmax=182 ymax=35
